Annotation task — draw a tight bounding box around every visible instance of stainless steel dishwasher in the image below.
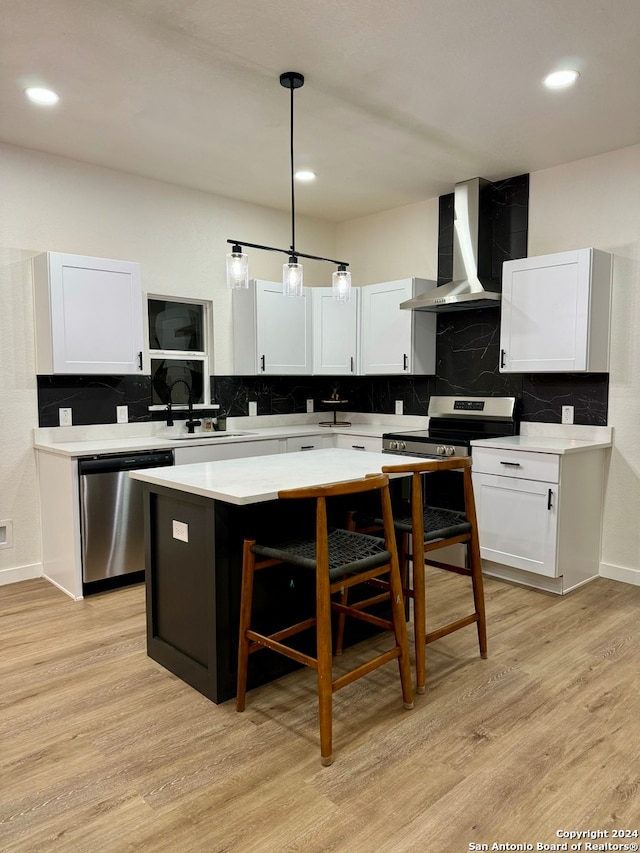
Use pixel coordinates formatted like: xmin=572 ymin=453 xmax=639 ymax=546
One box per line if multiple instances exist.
xmin=78 ymin=449 xmax=174 ymax=590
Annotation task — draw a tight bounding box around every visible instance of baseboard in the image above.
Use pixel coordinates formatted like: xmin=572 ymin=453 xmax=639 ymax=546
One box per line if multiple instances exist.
xmin=0 ymin=562 xmax=42 ymax=586
xmin=599 ymin=561 xmax=640 ymax=587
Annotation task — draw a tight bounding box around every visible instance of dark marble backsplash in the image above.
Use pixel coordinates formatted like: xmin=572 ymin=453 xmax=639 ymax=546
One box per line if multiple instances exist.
xmin=35 ymin=171 xmax=609 ymax=429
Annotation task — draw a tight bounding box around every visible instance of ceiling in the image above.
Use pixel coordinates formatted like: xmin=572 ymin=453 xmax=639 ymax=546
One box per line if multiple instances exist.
xmin=2 ymin=0 xmax=640 ymax=222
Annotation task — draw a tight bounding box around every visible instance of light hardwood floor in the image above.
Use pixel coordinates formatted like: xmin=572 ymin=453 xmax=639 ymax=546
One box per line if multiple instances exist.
xmin=2 ymin=572 xmax=640 ymax=852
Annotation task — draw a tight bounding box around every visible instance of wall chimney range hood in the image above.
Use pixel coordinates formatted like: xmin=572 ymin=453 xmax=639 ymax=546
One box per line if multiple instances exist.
xmin=401 ymin=177 xmax=500 ymax=313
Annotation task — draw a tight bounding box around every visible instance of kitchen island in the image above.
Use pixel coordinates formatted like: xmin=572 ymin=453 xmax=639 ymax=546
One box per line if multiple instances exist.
xmin=130 ymin=448 xmax=415 ymax=704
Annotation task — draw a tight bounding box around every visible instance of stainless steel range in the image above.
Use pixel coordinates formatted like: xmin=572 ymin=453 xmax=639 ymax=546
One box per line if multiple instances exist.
xmin=382 ymin=396 xmax=519 ymax=459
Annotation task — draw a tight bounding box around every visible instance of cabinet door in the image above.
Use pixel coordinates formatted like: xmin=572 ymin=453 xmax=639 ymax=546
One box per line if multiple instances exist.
xmin=311 ymin=287 xmax=358 ymax=375
xmin=256 ymin=282 xmax=312 ymax=374
xmin=500 ymin=249 xmax=594 ymax=372
xmin=360 ymin=280 xmax=413 ymax=374
xmin=36 ymin=252 xmax=143 ymax=374
xmin=472 ymin=471 xmax=558 ymax=576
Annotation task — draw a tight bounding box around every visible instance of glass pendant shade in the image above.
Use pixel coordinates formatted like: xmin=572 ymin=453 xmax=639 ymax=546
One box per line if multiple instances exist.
xmin=332 ymin=267 xmax=352 ymax=302
xmin=283 ymin=258 xmax=304 ymax=297
xmin=226 ymin=246 xmax=249 ymax=289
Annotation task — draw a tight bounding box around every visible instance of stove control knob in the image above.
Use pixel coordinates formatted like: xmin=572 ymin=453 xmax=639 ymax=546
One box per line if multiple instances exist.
xmin=436 ymin=445 xmax=446 ymax=456
xmin=398 ymin=441 xmax=406 ymax=451
xmin=445 ymin=445 xmax=456 ymax=456
xmin=388 ymin=440 xmax=398 ymax=450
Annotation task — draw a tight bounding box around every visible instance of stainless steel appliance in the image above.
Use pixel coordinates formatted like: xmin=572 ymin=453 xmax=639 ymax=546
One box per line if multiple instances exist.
xmin=383 ymin=396 xmax=518 ymax=458
xmin=78 ymin=449 xmax=174 ymax=591
xmin=382 ymin=396 xmax=519 ymax=510
xmin=400 ymin=178 xmax=500 ymax=313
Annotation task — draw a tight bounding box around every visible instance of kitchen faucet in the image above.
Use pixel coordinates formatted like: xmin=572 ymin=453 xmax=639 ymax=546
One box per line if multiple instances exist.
xmin=166 ymin=379 xmax=201 ymax=434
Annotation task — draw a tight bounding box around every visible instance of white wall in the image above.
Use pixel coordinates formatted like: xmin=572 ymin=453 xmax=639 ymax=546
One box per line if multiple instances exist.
xmin=528 ymin=144 xmax=640 ymax=584
xmin=0 ymin=142 xmax=337 ymax=585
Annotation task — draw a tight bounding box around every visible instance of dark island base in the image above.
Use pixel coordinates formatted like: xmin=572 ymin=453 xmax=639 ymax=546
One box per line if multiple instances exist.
xmin=143 ymin=484 xmax=401 ymax=704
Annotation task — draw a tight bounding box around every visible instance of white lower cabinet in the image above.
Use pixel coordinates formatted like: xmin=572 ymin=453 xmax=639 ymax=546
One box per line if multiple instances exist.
xmin=472 ymin=445 xmax=607 ymax=594
xmin=173 ymin=439 xmax=280 ymax=465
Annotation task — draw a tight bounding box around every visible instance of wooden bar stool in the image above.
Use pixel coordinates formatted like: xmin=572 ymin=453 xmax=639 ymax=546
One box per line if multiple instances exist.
xmin=337 ymin=457 xmax=487 ymax=695
xmin=236 ymin=474 xmax=414 ymax=767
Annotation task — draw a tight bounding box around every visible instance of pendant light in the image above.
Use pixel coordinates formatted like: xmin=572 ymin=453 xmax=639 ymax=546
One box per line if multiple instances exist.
xmin=226 ymin=72 xmax=350 ymax=300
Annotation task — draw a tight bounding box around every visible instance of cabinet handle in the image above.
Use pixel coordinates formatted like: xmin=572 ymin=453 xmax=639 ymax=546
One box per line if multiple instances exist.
xmin=500 ymin=349 xmax=506 ymax=368
xmin=403 ymin=353 xmax=409 ymax=371
xmin=137 ymin=351 xmax=143 ymax=370
xmin=353 ymin=444 xmax=365 ymax=450
xmin=300 ymin=445 xmax=315 ymax=450
xmin=260 ymin=354 xmax=265 ymax=372
xmin=350 ymin=356 xmax=354 ymax=373
xmin=500 ymin=461 xmax=521 ymax=468
xmin=547 ymin=488 xmax=553 ymax=510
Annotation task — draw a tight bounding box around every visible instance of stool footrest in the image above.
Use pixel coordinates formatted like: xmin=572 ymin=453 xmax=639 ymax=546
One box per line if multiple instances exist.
xmin=426 ymin=612 xmax=479 ymax=644
xmin=332 ymin=647 xmax=401 ymax=692
xmin=247 ymin=629 xmax=318 ymax=670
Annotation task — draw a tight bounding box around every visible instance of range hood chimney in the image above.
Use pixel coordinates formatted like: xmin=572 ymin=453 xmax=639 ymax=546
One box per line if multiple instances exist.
xmin=401 ymin=177 xmax=500 ymax=312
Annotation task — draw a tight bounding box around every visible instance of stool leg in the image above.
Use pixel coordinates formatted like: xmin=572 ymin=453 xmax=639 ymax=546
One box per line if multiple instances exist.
xmin=468 ymin=534 xmax=488 ymax=659
xmin=412 ymin=549 xmax=427 ymax=694
xmin=236 ymin=540 xmax=256 ymax=712
xmin=334 ymin=587 xmax=348 ymax=656
xmin=387 ymin=550 xmax=414 ymax=710
xmin=316 ymin=564 xmax=334 ymax=766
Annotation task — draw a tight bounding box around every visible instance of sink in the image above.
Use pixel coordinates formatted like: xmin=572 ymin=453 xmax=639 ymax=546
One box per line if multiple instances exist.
xmin=170 ymin=432 xmax=256 ymax=440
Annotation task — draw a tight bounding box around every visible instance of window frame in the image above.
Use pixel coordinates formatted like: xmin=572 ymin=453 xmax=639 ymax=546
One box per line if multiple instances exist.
xmin=146 ymin=294 xmax=214 ymax=410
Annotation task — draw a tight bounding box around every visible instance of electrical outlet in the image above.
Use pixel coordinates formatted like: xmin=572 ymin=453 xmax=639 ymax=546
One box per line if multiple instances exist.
xmin=116 ymin=405 xmax=128 ymax=423
xmin=562 ymin=405 xmax=574 ymax=424
xmin=172 ymin=520 xmax=189 ymax=543
xmin=306 ymin=399 xmax=314 ymax=413
xmin=59 ymin=407 xmax=72 ymax=426
xmin=248 ymin=401 xmax=257 ymax=417
xmin=395 ymin=400 xmax=403 ymax=415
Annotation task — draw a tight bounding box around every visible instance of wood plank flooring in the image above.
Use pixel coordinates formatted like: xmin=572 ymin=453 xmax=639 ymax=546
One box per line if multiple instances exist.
xmin=2 ymin=572 xmax=640 ymax=852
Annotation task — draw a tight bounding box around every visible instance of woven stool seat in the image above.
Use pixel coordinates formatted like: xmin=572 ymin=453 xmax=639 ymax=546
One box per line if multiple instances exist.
xmin=390 ymin=506 xmax=471 ymax=542
xmin=252 ymin=528 xmax=392 ymax=581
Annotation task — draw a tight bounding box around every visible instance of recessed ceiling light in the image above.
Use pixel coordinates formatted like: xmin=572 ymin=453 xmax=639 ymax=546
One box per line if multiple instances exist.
xmin=544 ymin=69 xmax=579 ymax=90
xmin=295 ymin=170 xmax=316 ymax=182
xmin=25 ymin=87 xmax=60 ymax=105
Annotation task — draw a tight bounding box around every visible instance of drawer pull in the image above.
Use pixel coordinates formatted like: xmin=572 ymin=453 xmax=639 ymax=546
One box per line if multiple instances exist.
xmin=500 ymin=461 xmax=522 ymax=467
xmin=353 ymin=444 xmax=366 ymax=450
xmin=300 ymin=445 xmax=315 ymax=450
xmin=547 ymin=488 xmax=553 ymax=510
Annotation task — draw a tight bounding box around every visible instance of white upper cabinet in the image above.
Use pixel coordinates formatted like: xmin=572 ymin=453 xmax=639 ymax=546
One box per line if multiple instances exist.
xmin=232 ymin=280 xmax=312 ymax=374
xmin=311 ymin=287 xmax=359 ymax=375
xmin=360 ymin=278 xmax=436 ymax=375
xmin=499 ymin=248 xmax=613 ymax=373
xmin=33 ymin=252 xmax=144 ymax=375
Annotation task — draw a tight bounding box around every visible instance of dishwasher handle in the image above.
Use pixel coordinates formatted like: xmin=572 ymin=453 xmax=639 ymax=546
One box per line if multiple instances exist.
xmin=78 ymin=451 xmax=174 ymax=475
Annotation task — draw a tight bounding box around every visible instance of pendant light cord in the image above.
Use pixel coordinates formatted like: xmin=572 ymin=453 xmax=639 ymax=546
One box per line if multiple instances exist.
xmin=289 ymin=82 xmax=296 ymax=257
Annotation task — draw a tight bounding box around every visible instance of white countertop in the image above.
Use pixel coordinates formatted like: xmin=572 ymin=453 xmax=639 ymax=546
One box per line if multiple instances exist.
xmin=32 ymin=420 xmax=412 ymax=458
xmin=129 ymin=448 xmax=419 ymax=505
xmin=471 ymin=434 xmax=612 ymax=454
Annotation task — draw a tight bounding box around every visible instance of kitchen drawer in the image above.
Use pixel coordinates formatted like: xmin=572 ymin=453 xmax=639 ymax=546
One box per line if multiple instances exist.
xmin=471 ymin=447 xmax=560 ymax=483
xmin=286 ymin=436 xmax=331 ymax=452
xmin=334 ymin=434 xmax=382 ymax=452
